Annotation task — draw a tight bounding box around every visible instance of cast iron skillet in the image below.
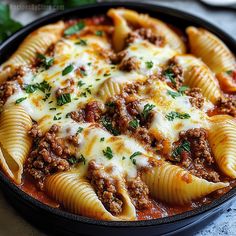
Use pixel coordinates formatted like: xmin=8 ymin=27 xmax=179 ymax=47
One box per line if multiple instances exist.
xmin=0 ymin=2 xmax=235 ymax=236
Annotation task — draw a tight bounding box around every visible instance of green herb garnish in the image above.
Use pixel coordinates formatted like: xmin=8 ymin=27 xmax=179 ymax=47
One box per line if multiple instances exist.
xmin=103 ymin=147 xmax=113 ymax=160
xmin=78 ymin=154 xmax=86 ymax=165
xmin=163 ymin=68 xmax=175 ymax=85
xmin=145 ymin=61 xmax=153 ymax=69
xmin=57 ymin=93 xmax=71 ymax=106
xmin=171 ymin=140 xmax=191 ymax=162
xmin=64 ymin=21 xmax=85 ymax=36
xmin=76 ymin=127 xmax=83 ymax=135
xmin=62 ymin=64 xmax=74 ymax=76
xmin=100 ymin=137 xmax=105 ymax=142
xmin=75 ymin=39 xmax=87 ymax=46
xmin=141 ymin=104 xmax=155 ymax=119
xmin=15 ymin=97 xmax=27 ymax=104
xmin=129 ymin=119 xmax=139 ymax=129
xmin=130 ymin=151 xmax=141 ymax=165
xmin=95 ymin=30 xmax=103 ymax=36
xmin=165 ymin=111 xmax=191 ymax=121
xmin=101 ymin=116 xmax=120 ymax=136
xmin=78 ymin=80 xmax=85 ymax=87
xmin=37 ymin=53 xmax=54 ymax=69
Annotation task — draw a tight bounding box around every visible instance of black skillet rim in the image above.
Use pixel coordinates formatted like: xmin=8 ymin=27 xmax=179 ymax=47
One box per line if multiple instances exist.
xmin=0 ymin=1 xmax=236 ymax=228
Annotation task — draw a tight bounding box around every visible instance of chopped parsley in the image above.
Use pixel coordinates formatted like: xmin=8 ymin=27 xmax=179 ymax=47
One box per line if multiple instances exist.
xmin=75 ymin=39 xmax=87 ymax=46
xmin=36 ymin=53 xmax=54 ymax=69
xmin=23 ymin=80 xmax=51 ymax=94
xmin=167 ymin=90 xmax=180 ymax=99
xmin=103 ymin=146 xmax=113 ymax=160
xmin=122 ymin=156 xmax=126 ymax=160
xmin=95 ymin=30 xmax=103 ymax=36
xmin=15 ymin=97 xmax=27 ymax=104
xmin=57 ymin=93 xmax=71 ymax=106
xmin=53 ymin=115 xmax=61 ymax=120
xmin=103 ymin=72 xmax=111 ymax=77
xmin=167 ymin=86 xmax=188 ymax=99
xmin=24 ymin=84 xmax=38 ymax=93
xmin=145 ymin=61 xmax=153 ymax=69
xmin=62 ymin=64 xmax=74 ymax=76
xmin=64 ymin=21 xmax=85 ymax=36
xmin=78 ymin=154 xmax=86 ymax=165
xmin=42 ymin=93 xmax=51 ymax=101
xmin=163 ymin=68 xmax=175 ymax=85
xmin=105 ymin=101 xmax=115 ymax=107
xmin=141 ymin=104 xmax=155 ymax=119
xmin=76 ymin=127 xmax=83 ymax=135
xmin=68 ymin=156 xmax=78 ymax=165
xmin=68 ymin=154 xmax=86 ymax=165
xmin=101 ymin=116 xmax=120 ymax=136
xmin=65 ymin=113 xmax=71 ymax=118
xmin=165 ymin=111 xmax=191 ymax=121
xmin=130 ymin=151 xmax=141 ymax=165
xmin=87 ymin=62 xmax=92 ymax=66
xmin=129 ymin=119 xmax=139 ymax=129
xmin=171 ymin=140 xmax=191 ymax=162
xmin=38 ymin=80 xmax=52 ymax=93
xmin=100 ymin=137 xmax=105 ymax=142
xmin=226 ymin=70 xmax=233 ymax=75
xmin=78 ymin=80 xmax=85 ymax=87
xmin=49 ymin=107 xmax=56 ymax=111
xmin=178 ymin=86 xmax=189 ymax=93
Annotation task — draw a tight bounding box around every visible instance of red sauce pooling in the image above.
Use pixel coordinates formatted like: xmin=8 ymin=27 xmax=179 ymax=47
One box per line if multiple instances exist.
xmin=19 ymin=175 xmax=59 ymax=208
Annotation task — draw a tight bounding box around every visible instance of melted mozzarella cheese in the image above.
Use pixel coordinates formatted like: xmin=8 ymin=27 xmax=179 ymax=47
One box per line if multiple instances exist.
xmin=3 ymin=30 xmax=214 ymax=179
xmin=125 ymin=39 xmax=177 ymax=76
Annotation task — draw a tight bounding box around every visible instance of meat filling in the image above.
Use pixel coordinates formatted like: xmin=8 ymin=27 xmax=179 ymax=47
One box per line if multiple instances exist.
xmin=127 ymin=176 xmax=150 ymax=210
xmin=26 ymin=124 xmax=77 ymax=189
xmin=87 ymin=161 xmax=123 ymax=216
xmin=171 ymin=128 xmax=220 ymax=182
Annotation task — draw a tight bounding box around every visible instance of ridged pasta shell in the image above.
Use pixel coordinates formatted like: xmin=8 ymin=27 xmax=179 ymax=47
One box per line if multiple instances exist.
xmin=141 ymin=160 xmax=228 ymax=205
xmin=97 ymin=78 xmax=125 ymax=101
xmin=0 ymin=21 xmax=65 ymax=83
xmin=209 ymin=115 xmax=236 ymax=178
xmin=186 ymin=26 xmax=236 ymax=74
xmin=0 ymin=105 xmax=32 ymax=184
xmin=184 ymin=65 xmax=222 ymax=104
xmin=45 ymin=172 xmax=136 ymax=220
xmin=108 ymin=8 xmax=186 ymax=53
xmin=107 ymin=9 xmax=131 ymax=52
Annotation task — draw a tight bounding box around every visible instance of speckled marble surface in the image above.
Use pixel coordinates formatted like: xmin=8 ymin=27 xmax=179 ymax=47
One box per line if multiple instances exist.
xmin=0 ymin=0 xmax=236 ymax=235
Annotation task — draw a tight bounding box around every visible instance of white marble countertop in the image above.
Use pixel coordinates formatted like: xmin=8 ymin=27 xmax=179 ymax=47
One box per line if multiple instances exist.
xmin=0 ymin=0 xmax=236 ymax=235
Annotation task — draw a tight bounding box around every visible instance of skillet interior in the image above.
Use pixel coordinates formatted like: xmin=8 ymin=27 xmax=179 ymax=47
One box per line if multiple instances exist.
xmin=0 ymin=2 xmax=235 ymax=235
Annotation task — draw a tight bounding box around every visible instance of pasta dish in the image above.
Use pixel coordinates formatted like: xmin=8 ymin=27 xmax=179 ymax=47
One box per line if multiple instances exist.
xmin=0 ymin=8 xmax=236 ymax=221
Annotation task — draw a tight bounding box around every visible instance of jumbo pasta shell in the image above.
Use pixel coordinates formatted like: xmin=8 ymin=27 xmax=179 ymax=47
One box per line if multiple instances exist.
xmin=45 ymin=172 xmax=136 ymax=220
xmin=186 ymin=26 xmax=236 ymax=74
xmin=209 ymin=115 xmax=236 ymax=178
xmin=141 ymin=160 xmax=228 ymax=205
xmin=0 ymin=21 xmax=65 ymax=82
xmin=0 ymin=105 xmax=32 ymax=184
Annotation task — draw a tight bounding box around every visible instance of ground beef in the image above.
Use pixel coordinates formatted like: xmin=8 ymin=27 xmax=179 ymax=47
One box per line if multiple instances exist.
xmin=26 ymin=124 xmax=75 ymax=189
xmin=55 ymin=80 xmax=74 ymax=98
xmin=70 ymin=101 xmax=103 ymax=123
xmin=127 ymin=176 xmax=150 ymax=210
xmin=185 ymin=87 xmax=204 ymax=109
xmin=87 ymin=161 xmax=123 ymax=216
xmin=173 ymin=128 xmax=220 ymax=182
xmin=0 ymin=81 xmax=16 ymax=106
xmin=216 ymin=97 xmax=236 ymax=117
xmin=99 ymin=49 xmax=127 ymax=65
xmin=119 ymin=56 xmax=140 ymax=72
xmin=84 ymin=101 xmax=103 ymax=122
xmin=161 ymin=59 xmax=184 ymax=89
xmin=125 ymin=28 xmax=165 ymax=47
